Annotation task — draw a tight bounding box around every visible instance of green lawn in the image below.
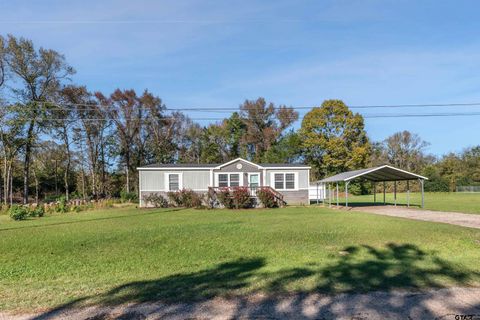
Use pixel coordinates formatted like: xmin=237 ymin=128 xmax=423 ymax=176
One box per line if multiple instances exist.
xmin=327 ymin=192 xmax=480 ymax=214
xmin=1 ymin=205 xmax=480 ymax=313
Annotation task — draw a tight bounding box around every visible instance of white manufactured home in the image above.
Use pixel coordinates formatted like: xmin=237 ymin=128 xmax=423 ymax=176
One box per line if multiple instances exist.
xmin=137 ymin=158 xmax=311 ymax=207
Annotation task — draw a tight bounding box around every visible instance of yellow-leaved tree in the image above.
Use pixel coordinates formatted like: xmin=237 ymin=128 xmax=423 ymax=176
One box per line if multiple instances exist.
xmin=300 ymin=99 xmax=371 ymax=180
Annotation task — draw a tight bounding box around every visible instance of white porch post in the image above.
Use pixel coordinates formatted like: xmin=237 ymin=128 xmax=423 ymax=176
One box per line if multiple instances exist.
xmin=383 ymin=181 xmax=386 ymax=205
xmin=394 ymin=181 xmax=397 ymax=207
xmin=329 ymin=183 xmax=332 ymax=208
xmin=336 ymin=182 xmax=339 ymax=206
xmin=345 ymin=181 xmax=349 ymax=207
xmin=407 ymin=180 xmax=410 ymax=207
xmin=420 ymin=179 xmax=425 ymax=208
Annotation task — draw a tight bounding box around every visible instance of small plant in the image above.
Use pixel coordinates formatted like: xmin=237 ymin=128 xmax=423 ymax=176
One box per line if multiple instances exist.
xmin=72 ymin=205 xmax=83 ymax=213
xmin=120 ymin=191 xmax=138 ymax=202
xmin=9 ymin=205 xmax=29 ymax=221
xmin=257 ymin=188 xmax=279 ymax=208
xmin=144 ymin=193 xmax=169 ymax=208
xmin=56 ymin=196 xmax=69 ymax=213
xmin=29 ymin=205 xmax=45 ymax=217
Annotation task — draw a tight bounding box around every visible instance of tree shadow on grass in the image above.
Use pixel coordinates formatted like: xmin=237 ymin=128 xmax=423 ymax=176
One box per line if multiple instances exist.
xmin=34 ymin=244 xmax=480 ymax=319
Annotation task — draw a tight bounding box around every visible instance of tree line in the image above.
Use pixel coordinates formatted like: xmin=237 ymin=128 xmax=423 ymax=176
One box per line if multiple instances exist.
xmin=0 ymin=35 xmax=478 ymax=205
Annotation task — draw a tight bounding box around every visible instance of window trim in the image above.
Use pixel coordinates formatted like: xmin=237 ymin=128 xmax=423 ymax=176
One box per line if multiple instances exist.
xmin=164 ymin=172 xmax=183 ymax=191
xmin=270 ymin=172 xmax=299 ymax=191
xmin=214 ymin=172 xmax=244 ymax=187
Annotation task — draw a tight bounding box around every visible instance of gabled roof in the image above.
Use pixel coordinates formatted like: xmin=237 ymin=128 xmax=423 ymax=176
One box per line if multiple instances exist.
xmin=214 ymin=157 xmax=262 ymax=169
xmin=137 ymin=157 xmax=311 ymax=170
xmin=318 ymin=165 xmax=428 ymax=183
xmin=140 ymin=163 xmax=218 ymax=168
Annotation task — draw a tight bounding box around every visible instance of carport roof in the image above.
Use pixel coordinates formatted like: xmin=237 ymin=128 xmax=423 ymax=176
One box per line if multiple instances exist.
xmin=318 ymin=165 xmax=428 ymax=183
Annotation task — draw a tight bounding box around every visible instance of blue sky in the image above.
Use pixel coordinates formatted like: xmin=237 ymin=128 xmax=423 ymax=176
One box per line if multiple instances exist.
xmin=2 ymin=0 xmax=480 ymax=156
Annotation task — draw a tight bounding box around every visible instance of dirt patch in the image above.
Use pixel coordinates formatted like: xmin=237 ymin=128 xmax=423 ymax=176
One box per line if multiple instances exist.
xmin=348 ymin=205 xmax=480 ymax=229
xmin=2 ymin=287 xmax=480 ymax=320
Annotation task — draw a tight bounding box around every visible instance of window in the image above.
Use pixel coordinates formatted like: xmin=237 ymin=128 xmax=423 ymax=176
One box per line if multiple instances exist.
xmin=273 ymin=173 xmax=296 ymax=190
xmin=219 ymin=174 xmax=229 ymax=187
xmin=169 ymin=174 xmax=179 ymax=191
xmin=216 ymin=173 xmax=242 ymax=187
xmin=274 ymin=173 xmax=284 ymax=189
xmin=230 ymin=174 xmax=240 ymax=187
xmin=285 ymin=173 xmax=295 ymax=189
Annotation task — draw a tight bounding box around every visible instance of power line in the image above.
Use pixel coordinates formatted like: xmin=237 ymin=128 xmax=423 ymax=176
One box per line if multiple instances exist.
xmin=2 ymin=111 xmax=480 ymax=122
xmin=4 ymin=100 xmax=480 ymax=112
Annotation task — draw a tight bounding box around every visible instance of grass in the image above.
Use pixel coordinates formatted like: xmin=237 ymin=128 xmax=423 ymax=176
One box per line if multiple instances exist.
xmin=1 ymin=205 xmax=480 ymax=313
xmin=327 ymin=192 xmax=480 ymax=214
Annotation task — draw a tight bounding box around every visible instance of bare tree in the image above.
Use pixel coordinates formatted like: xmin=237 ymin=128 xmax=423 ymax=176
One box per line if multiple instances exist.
xmin=3 ymin=35 xmax=74 ymax=203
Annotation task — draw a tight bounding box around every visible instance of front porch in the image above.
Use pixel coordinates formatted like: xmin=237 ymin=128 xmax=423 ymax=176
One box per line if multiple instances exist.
xmin=208 ymin=186 xmax=287 ymax=207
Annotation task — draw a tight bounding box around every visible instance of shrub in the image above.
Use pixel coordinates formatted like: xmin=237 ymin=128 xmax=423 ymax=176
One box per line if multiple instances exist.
xmin=232 ymin=187 xmax=253 ymax=209
xmin=29 ymin=205 xmax=45 ymax=217
xmin=257 ymin=188 xmax=279 ymax=208
xmin=120 ymin=191 xmax=138 ymax=202
xmin=72 ymin=205 xmax=84 ymax=213
xmin=216 ymin=188 xmax=234 ymax=209
xmin=215 ymin=187 xmax=253 ymax=209
xmin=180 ymin=189 xmax=203 ymax=208
xmin=144 ymin=193 xmax=169 ymax=208
xmin=56 ymin=196 xmax=69 ymax=213
xmin=9 ymin=205 xmax=29 ymax=221
xmin=167 ymin=191 xmax=182 ymax=207
xmin=168 ymin=189 xmax=202 ymax=208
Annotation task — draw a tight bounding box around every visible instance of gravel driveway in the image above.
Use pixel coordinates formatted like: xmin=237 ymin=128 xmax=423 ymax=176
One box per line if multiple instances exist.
xmin=350 ymin=205 xmax=480 ymax=229
xmin=2 ymin=287 xmax=480 ymax=320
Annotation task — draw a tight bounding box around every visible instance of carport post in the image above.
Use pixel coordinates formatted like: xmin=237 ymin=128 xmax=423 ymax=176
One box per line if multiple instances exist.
xmin=373 ymin=182 xmax=376 ymax=205
xmin=328 ymin=183 xmax=332 ymax=208
xmin=345 ymin=181 xmax=350 ymax=207
xmin=336 ymin=182 xmax=339 ymax=206
xmin=420 ymin=179 xmax=425 ymax=208
xmin=407 ymin=180 xmax=410 ymax=207
xmin=394 ymin=181 xmax=397 ymax=206
xmin=383 ymin=181 xmax=386 ymax=205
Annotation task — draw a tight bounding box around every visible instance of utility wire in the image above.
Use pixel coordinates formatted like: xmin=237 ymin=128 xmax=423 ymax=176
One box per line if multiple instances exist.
xmin=2 ymin=112 xmax=480 ymax=122
xmin=4 ymin=100 xmax=480 ymax=113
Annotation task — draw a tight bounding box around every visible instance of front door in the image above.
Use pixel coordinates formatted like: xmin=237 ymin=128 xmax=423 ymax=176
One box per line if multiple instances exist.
xmin=248 ymin=173 xmax=259 ymax=192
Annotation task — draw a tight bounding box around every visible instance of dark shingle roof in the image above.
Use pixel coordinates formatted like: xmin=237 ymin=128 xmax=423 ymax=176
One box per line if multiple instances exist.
xmin=138 ymin=162 xmax=310 ymax=169
xmin=140 ymin=163 xmax=219 ymax=168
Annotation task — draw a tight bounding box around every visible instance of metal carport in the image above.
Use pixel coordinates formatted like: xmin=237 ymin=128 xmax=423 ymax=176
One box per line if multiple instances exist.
xmin=316 ymin=165 xmax=428 ymax=208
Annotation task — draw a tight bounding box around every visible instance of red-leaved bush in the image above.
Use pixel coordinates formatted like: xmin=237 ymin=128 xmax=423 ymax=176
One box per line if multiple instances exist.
xmin=256 ymin=188 xmax=279 ymax=208
xmin=216 ymin=187 xmax=253 ymax=209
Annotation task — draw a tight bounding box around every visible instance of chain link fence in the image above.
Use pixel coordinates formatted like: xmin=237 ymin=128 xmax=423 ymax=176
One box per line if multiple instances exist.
xmin=456 ymin=186 xmax=480 ymax=192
